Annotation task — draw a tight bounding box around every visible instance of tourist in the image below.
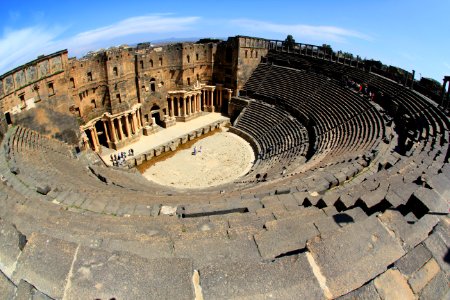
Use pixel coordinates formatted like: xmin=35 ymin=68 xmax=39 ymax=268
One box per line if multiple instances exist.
xmin=193 ymin=146 xmax=197 ymax=155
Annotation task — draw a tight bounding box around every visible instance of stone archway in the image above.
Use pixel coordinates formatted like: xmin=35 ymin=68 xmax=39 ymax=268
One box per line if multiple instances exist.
xmin=95 ymin=121 xmax=108 ymax=148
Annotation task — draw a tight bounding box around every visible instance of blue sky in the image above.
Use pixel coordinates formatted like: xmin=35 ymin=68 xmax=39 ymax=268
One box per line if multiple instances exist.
xmin=0 ymin=0 xmax=449 ymax=82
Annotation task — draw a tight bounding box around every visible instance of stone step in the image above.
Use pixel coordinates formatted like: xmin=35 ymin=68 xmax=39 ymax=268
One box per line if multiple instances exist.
xmin=10 ymin=232 xmax=195 ymax=300
xmin=255 ymin=218 xmax=319 ymax=259
xmin=174 ymin=237 xmax=260 ymax=269
xmin=11 ymin=232 xmax=78 ymax=299
xmin=13 ymin=279 xmax=52 ymax=300
xmin=200 ymin=254 xmax=325 ymax=299
xmin=0 ymin=270 xmax=15 ymax=300
xmin=378 ymin=209 xmax=439 ymax=250
xmin=63 ymin=246 xmax=194 ymax=300
xmin=307 ymin=215 xmax=405 ymax=298
xmin=0 ymin=219 xmax=27 ymax=278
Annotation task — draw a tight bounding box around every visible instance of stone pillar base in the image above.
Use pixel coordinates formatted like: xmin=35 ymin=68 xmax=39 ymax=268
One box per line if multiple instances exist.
xmin=175 ymin=112 xmax=201 ymax=122
xmin=162 ymin=117 xmax=176 ymax=128
xmin=143 ymin=126 xmax=160 ymax=136
xmin=108 ymin=133 xmax=141 ymax=149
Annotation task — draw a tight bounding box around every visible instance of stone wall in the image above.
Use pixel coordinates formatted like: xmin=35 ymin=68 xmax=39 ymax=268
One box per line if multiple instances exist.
xmin=0 ymin=50 xmax=79 ymax=144
xmin=0 ymin=36 xmax=272 ymax=145
xmin=235 ymin=36 xmax=270 ymax=93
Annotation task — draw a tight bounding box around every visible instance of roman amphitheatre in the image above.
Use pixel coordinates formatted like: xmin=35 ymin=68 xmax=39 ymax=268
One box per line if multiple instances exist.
xmin=0 ymin=35 xmax=448 ymax=299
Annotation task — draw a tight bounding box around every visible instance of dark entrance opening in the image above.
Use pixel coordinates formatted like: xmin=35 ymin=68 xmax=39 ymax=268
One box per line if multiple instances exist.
xmin=95 ymin=122 xmax=108 ymax=147
xmin=5 ymin=112 xmax=12 ymax=125
xmin=174 ymin=98 xmax=179 ymax=117
xmin=85 ymin=129 xmax=95 ymax=151
xmin=221 ymin=99 xmax=229 ymax=115
xmin=151 ymin=104 xmax=162 ymax=126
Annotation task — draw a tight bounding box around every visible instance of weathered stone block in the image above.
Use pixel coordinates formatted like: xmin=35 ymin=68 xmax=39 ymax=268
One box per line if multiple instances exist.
xmin=395 ymin=244 xmax=432 ymax=277
xmin=307 ymin=216 xmax=405 ymax=298
xmin=64 ymin=246 xmax=194 ymax=300
xmin=0 ymin=271 xmax=15 ymax=300
xmin=12 ymin=233 xmax=77 ymax=299
xmin=201 ymin=255 xmax=324 ymax=299
xmin=408 ymin=258 xmax=440 ymax=293
xmin=255 ymin=222 xmax=318 ymax=260
xmin=373 ymin=269 xmax=415 ymax=300
xmin=0 ymin=220 xmax=27 ymax=277
xmin=338 ymin=281 xmax=381 ymax=300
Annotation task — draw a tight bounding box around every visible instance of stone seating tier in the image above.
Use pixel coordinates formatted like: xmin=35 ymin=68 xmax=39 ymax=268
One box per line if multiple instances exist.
xmin=0 ymin=49 xmax=449 ymax=298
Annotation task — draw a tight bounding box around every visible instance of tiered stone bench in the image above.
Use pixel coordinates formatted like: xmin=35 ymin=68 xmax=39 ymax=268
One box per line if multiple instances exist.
xmin=0 ymin=48 xmax=449 ymax=298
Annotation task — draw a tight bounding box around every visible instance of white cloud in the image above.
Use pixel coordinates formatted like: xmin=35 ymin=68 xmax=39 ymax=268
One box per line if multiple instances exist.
xmin=230 ymin=19 xmax=371 ymax=43
xmin=0 ymin=26 xmax=64 ymax=75
xmin=0 ymin=14 xmax=200 ymax=75
xmin=65 ymin=15 xmax=200 ymax=54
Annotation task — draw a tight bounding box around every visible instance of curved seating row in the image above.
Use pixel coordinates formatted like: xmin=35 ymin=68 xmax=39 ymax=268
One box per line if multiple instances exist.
xmin=233 ymin=100 xmax=309 ymax=178
xmin=241 ymin=62 xmax=384 ymax=173
xmin=0 ymin=49 xmax=448 ymax=299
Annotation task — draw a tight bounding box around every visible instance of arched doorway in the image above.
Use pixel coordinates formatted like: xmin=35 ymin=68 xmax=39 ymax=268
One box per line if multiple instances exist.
xmin=84 ymin=129 xmax=95 ymax=151
xmin=95 ymin=122 xmax=108 ymax=148
xmin=150 ymin=104 xmax=162 ymax=126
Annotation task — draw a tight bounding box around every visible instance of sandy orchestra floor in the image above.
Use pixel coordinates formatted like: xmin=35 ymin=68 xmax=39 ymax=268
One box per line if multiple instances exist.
xmin=141 ymin=129 xmax=255 ymax=189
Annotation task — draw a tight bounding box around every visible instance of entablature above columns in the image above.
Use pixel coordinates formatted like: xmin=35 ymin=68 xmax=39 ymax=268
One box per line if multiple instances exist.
xmin=81 ymin=103 xmax=143 ymax=130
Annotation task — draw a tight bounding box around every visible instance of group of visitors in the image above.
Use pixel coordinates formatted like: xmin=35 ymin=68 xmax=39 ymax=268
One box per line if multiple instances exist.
xmin=342 ymin=76 xmax=378 ymax=101
xmin=192 ymin=146 xmax=202 ymax=155
xmin=110 ymin=148 xmax=134 ymax=166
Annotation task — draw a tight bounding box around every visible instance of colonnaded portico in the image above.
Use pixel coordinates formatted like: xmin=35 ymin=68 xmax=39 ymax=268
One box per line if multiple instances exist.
xmin=81 ymin=104 xmax=144 ymax=151
xmin=165 ymin=84 xmax=233 ymax=124
xmin=82 ymin=84 xmax=233 ymax=152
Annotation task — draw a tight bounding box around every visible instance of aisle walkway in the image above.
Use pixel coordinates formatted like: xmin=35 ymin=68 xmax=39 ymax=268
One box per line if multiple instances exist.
xmin=101 ymin=113 xmax=229 ymax=165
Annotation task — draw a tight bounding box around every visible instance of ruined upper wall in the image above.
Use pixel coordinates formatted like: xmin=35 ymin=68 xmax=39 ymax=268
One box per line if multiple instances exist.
xmin=0 ymin=50 xmax=80 ymax=143
xmin=213 ymin=36 xmax=269 ymax=94
xmin=0 ymin=36 xmax=272 ymax=141
xmin=0 ymin=50 xmax=69 ymax=114
xmin=235 ymin=36 xmax=270 ymax=92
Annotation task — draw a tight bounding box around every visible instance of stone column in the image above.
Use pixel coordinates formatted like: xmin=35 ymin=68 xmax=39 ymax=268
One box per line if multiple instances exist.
xmin=195 ymin=94 xmax=199 ymax=112
xmin=169 ymin=96 xmax=174 ymax=118
xmin=210 ymin=89 xmax=215 ymax=111
xmin=196 ymin=94 xmax=200 ymax=112
xmin=138 ymin=110 xmax=142 ymax=129
xmin=102 ymin=121 xmax=110 ymax=143
xmin=90 ymin=127 xmax=99 ymax=152
xmin=187 ymin=96 xmax=191 ymax=115
xmin=447 ymin=82 xmax=450 ymax=109
xmin=129 ymin=114 xmax=135 ymax=134
xmin=202 ymin=90 xmax=205 ymax=110
xmin=228 ymin=89 xmax=232 ymax=101
xmin=124 ymin=114 xmax=131 ymax=137
xmin=183 ymin=96 xmax=187 ymax=116
xmin=132 ymin=112 xmax=138 ymax=133
xmin=117 ymin=117 xmax=124 ymax=140
xmin=108 ymin=119 xmax=117 ymax=142
xmin=442 ymin=79 xmax=448 ymax=107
